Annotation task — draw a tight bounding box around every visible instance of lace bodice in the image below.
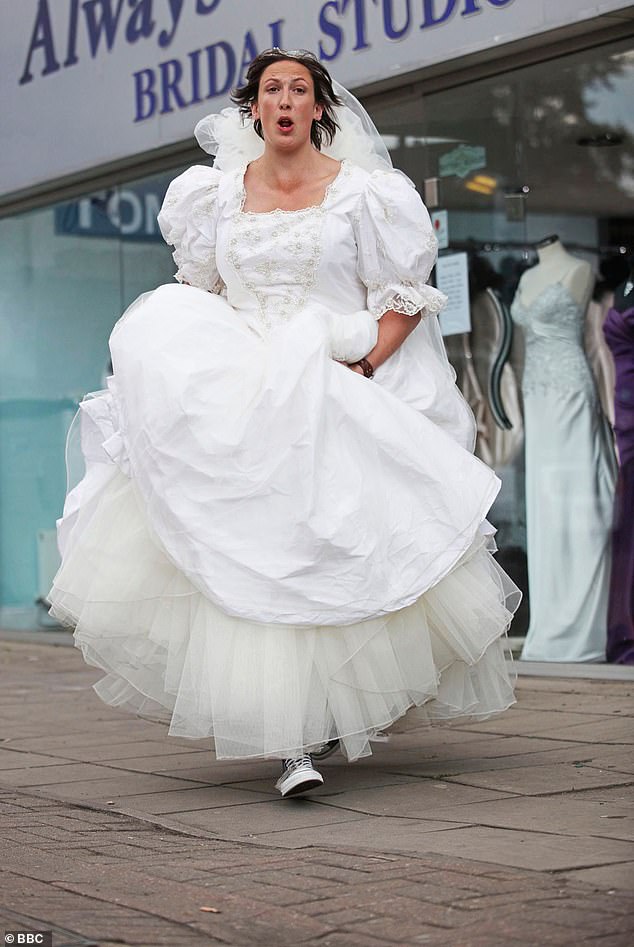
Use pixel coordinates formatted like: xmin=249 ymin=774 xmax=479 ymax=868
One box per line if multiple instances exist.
xmin=511 ymin=283 xmax=597 ymax=398
xmin=224 ymin=164 xmax=349 ymax=332
xmin=158 ymin=161 xmax=446 ymax=336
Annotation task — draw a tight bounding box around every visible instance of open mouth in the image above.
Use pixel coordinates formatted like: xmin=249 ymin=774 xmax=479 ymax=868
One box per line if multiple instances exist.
xmin=278 ymin=118 xmax=294 ymax=130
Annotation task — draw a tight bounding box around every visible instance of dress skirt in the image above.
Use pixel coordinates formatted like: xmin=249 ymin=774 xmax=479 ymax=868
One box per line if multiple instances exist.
xmin=49 ymin=284 xmax=519 ymax=761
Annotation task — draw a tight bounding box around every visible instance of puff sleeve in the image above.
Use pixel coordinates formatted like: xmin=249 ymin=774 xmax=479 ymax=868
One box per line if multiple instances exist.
xmin=354 ymin=170 xmax=447 ymax=319
xmin=157 ymin=165 xmax=222 ymax=292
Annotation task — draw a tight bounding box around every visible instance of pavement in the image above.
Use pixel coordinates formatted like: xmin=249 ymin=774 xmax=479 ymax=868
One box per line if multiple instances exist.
xmin=0 ymin=638 xmax=633 ymax=947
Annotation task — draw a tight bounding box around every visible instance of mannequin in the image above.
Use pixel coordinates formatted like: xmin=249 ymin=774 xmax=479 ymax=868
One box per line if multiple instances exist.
xmin=603 ymin=255 xmax=634 ymax=664
xmin=518 ymin=236 xmax=593 ymax=309
xmin=511 ymin=237 xmax=617 ymax=662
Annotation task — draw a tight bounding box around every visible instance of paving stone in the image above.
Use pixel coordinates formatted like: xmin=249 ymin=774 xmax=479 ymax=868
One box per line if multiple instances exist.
xmin=539 ymin=717 xmax=634 ymax=745
xmin=240 ymin=815 xmax=468 ymax=850
xmin=172 ymin=799 xmax=370 ymax=837
xmin=456 ymin=709 xmax=611 ymax=737
xmin=32 ymin=773 xmax=205 ymax=801
xmin=444 ymin=761 xmax=634 ymax=795
xmin=0 ymin=762 xmax=119 ymax=786
xmin=407 ymin=791 xmax=634 ymax=841
xmin=379 ymin=824 xmax=634 ymax=871
xmin=316 ymin=779 xmax=513 ymax=815
xmin=113 ymin=785 xmax=277 ymax=814
xmin=559 ymin=862 xmax=634 ymax=892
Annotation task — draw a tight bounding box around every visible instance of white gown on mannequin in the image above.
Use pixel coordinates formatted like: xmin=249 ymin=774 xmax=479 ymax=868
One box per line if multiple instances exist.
xmin=511 ymin=282 xmax=616 ymax=661
xmin=49 ymin=159 xmax=518 ymax=761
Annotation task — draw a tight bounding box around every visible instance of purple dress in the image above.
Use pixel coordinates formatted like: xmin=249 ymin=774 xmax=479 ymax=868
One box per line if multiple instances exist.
xmin=603 ymin=305 xmax=634 ymax=664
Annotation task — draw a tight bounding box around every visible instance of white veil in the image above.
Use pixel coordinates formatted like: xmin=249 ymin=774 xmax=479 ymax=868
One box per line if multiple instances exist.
xmin=193 ymin=77 xmax=470 ymax=447
xmin=194 ymin=80 xmax=393 ymax=175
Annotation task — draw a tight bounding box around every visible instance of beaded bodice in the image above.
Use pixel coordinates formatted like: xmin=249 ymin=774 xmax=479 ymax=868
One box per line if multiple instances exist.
xmin=511 ymin=283 xmax=596 ymax=398
xmin=222 ymin=162 xmax=352 ymax=333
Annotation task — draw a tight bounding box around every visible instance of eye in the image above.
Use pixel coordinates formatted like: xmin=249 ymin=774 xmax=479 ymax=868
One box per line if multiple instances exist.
xmin=294 ymin=86 xmax=306 ymax=94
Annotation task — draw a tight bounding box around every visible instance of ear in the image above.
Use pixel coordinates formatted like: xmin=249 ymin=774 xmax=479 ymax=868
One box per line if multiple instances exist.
xmin=313 ymin=104 xmax=323 ymax=121
xmin=251 ymin=101 xmax=260 ymax=121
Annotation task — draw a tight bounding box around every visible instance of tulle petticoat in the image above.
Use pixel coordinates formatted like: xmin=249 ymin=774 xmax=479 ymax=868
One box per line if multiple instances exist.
xmin=49 ymin=469 xmax=518 ymax=762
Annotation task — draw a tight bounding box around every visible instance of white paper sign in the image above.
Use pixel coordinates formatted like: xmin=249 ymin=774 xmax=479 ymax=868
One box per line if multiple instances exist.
xmin=431 ymin=210 xmax=449 ymax=250
xmin=436 ymin=253 xmax=471 ymax=337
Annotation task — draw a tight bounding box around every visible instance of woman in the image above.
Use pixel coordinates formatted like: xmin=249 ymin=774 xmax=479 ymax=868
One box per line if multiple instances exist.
xmin=50 ymin=49 xmax=519 ymax=798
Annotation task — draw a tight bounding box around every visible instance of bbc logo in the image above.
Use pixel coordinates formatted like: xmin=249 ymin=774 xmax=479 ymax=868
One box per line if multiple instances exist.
xmin=4 ymin=934 xmax=52 ymax=946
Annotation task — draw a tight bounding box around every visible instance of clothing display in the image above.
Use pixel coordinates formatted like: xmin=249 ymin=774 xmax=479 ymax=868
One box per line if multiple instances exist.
xmin=512 ymin=275 xmax=617 ymax=662
xmin=447 ymin=289 xmax=523 ymax=470
xmin=49 ymin=97 xmax=518 ymax=761
xmin=585 ymin=291 xmax=616 ymax=427
xmin=603 ymin=301 xmax=634 ymax=665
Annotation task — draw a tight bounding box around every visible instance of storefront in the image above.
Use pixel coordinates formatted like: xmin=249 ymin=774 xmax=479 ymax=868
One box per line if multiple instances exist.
xmin=1 ymin=0 xmax=633 ymax=649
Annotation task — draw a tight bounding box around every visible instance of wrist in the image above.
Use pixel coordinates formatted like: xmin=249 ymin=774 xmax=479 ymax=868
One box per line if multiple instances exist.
xmin=349 ymin=356 xmax=374 ymax=378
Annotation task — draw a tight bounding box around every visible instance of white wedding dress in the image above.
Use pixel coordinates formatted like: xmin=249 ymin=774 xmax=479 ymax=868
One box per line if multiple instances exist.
xmin=49 ymin=157 xmax=519 ymax=761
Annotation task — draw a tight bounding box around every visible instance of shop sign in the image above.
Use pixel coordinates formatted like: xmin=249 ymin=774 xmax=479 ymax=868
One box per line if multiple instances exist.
xmin=54 ymin=182 xmax=167 ymax=241
xmin=439 ymin=144 xmax=486 ymax=179
xmin=2 ymin=0 xmax=632 ymax=200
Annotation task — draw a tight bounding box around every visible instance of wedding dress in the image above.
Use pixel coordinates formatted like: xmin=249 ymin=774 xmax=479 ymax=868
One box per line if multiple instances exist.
xmin=512 ymin=282 xmax=616 ymax=662
xmin=49 ymin=103 xmax=518 ymax=761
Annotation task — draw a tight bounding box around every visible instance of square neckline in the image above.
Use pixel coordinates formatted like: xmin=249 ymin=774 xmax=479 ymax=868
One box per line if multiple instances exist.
xmin=237 ymin=159 xmax=347 ymax=217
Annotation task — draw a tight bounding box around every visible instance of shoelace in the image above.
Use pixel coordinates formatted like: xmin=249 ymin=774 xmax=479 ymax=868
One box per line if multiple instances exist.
xmin=283 ymin=755 xmax=313 ymax=773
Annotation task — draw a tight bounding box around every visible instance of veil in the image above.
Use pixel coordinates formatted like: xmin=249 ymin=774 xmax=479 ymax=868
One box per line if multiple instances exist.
xmin=193 ymin=80 xmax=393 ymax=175
xmin=193 ymin=79 xmax=467 ymax=441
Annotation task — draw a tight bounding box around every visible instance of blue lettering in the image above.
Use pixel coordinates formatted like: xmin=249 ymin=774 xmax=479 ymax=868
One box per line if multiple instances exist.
xmin=382 ymin=0 xmax=411 ymax=39
xmin=420 ymin=0 xmax=456 ymax=29
xmin=461 ymin=0 xmax=481 ymax=13
xmin=133 ymin=67 xmax=157 ymax=120
xmin=269 ymin=19 xmax=285 ymax=48
xmin=487 ymin=0 xmax=515 ymax=6
xmin=205 ymin=41 xmax=235 ymax=98
xmin=188 ymin=49 xmax=203 ymax=104
xmin=343 ymin=0 xmax=371 ymax=51
xmin=159 ymin=0 xmax=185 ymax=48
xmin=196 ymin=0 xmax=222 ymax=13
xmin=64 ymin=0 xmax=81 ymax=67
xmin=126 ymin=0 xmax=155 ymax=43
xmin=82 ymin=0 xmax=126 ymax=58
xmin=159 ymin=58 xmax=188 ymax=113
xmin=318 ymin=2 xmax=343 ymax=62
xmin=238 ymin=31 xmax=258 ymax=88
xmin=19 ymin=0 xmax=60 ymax=85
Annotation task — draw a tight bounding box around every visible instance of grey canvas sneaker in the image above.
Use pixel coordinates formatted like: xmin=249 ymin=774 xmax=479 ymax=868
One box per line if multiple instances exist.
xmin=275 ymin=755 xmax=324 ymax=797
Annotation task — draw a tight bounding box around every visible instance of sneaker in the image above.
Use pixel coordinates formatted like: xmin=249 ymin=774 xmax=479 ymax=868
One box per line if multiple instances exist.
xmin=275 ymin=755 xmax=324 ymax=797
xmin=311 ymin=739 xmax=340 ymax=761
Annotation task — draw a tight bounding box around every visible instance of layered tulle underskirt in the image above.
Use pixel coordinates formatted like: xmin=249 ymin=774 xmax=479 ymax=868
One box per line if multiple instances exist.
xmin=50 ymin=469 xmax=518 ymax=761
xmin=50 ymin=284 xmax=519 ymax=760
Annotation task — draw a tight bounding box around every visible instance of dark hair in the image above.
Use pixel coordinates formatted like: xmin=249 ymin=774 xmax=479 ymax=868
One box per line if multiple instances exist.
xmin=231 ymin=48 xmax=343 ymax=150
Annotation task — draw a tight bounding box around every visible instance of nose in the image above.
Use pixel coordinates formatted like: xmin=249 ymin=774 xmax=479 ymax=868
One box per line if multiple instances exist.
xmin=279 ymin=86 xmax=291 ymax=109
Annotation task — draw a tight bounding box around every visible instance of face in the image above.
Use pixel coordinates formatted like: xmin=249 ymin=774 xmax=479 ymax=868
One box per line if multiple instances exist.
xmin=251 ymin=60 xmax=323 ymax=148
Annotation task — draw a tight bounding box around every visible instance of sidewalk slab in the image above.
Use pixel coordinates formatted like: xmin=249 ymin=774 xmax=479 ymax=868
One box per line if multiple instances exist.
xmin=1 ymin=639 xmax=633 ymax=946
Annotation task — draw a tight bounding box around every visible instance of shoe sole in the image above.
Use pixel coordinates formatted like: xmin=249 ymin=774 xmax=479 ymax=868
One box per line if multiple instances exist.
xmin=277 ymin=774 xmax=324 ymax=798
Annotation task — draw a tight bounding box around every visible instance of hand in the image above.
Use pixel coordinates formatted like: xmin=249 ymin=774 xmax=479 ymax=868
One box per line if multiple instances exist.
xmin=347 ymin=363 xmax=365 ymax=375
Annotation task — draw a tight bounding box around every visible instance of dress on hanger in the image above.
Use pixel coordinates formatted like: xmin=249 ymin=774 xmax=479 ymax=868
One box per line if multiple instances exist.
xmin=603 ymin=304 xmax=634 ymax=664
xmin=49 ymin=157 xmax=519 ymax=761
xmin=512 ymin=280 xmax=616 ymax=661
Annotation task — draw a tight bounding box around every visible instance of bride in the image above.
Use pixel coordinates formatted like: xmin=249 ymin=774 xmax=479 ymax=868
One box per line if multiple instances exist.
xmin=49 ymin=48 xmax=519 ymax=798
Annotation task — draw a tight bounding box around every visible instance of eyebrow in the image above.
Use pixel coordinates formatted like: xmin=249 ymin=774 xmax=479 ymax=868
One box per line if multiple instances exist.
xmin=262 ymin=75 xmax=309 ymax=83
